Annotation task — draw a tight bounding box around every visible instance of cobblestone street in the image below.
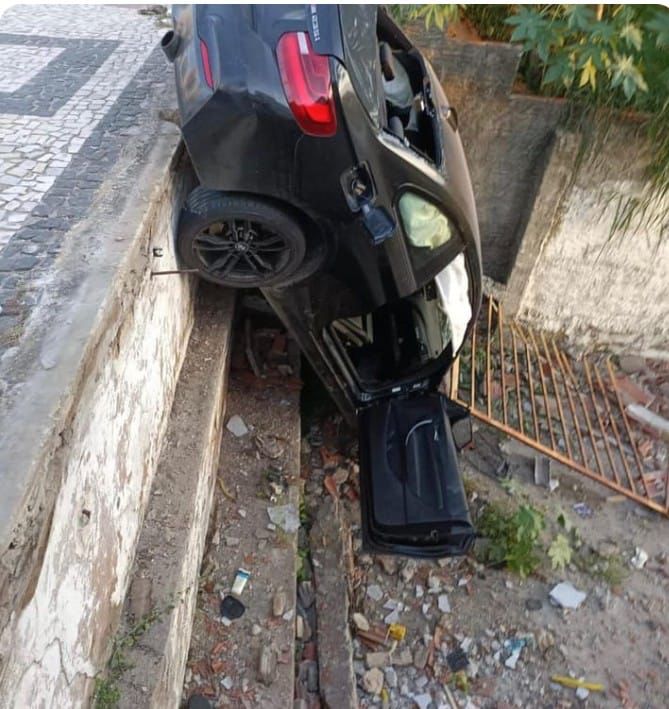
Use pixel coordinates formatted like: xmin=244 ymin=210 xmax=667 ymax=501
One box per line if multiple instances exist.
xmin=0 ymin=4 xmax=170 ymax=351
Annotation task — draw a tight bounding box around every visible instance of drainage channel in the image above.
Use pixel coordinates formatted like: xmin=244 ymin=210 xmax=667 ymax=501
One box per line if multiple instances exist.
xmin=182 ymin=296 xmax=303 ymax=708
xmin=450 ymin=296 xmax=669 ymax=515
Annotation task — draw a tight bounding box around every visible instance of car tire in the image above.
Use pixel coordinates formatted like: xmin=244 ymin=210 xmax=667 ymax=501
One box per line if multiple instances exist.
xmin=177 ymin=188 xmax=307 ymax=288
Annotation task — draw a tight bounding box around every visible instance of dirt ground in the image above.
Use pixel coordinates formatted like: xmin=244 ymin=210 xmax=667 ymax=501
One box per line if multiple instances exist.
xmin=300 ymin=410 xmax=668 ymax=709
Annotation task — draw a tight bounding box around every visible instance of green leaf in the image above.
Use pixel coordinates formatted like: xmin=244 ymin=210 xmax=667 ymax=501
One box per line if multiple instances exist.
xmin=620 ymin=22 xmax=643 ymax=51
xmin=564 ymin=5 xmax=595 ymax=32
xmin=579 ymin=56 xmax=597 ymax=90
xmin=645 ymin=8 xmax=669 ymax=48
xmin=548 ymin=534 xmax=573 ymax=570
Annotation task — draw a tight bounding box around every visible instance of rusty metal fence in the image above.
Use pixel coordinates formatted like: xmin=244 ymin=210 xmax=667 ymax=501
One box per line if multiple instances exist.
xmin=449 ymin=296 xmax=668 ymax=516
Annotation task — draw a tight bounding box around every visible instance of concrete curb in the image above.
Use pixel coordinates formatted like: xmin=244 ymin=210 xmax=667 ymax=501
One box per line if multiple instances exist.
xmin=0 ymin=124 xmax=198 ymax=704
xmin=116 ymin=284 xmax=235 ymax=708
xmin=310 ymin=497 xmax=359 ymax=709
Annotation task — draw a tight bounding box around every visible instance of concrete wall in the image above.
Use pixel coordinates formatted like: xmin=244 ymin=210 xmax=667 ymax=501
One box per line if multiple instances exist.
xmin=410 ymin=27 xmax=669 ymax=350
xmin=0 ymin=130 xmax=197 ymax=704
xmin=512 ymin=126 xmax=669 ymax=353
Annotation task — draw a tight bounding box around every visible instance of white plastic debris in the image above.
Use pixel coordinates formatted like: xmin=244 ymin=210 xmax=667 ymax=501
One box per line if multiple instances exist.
xmin=415 ymin=584 xmax=424 ymax=598
xmin=412 ymin=693 xmax=432 ymax=709
xmin=549 ymin=581 xmax=587 ymax=609
xmin=631 ymin=547 xmax=649 ymax=569
xmin=366 ymin=584 xmax=383 ymax=602
xmin=384 ymin=608 xmax=401 ymax=625
xmin=266 ymin=504 xmax=299 ymax=533
xmin=221 ymin=676 xmax=233 ymax=690
xmin=576 ymin=687 xmax=590 ymax=700
xmin=438 ymin=594 xmax=451 ymax=613
xmin=226 ymin=414 xmax=248 ymax=437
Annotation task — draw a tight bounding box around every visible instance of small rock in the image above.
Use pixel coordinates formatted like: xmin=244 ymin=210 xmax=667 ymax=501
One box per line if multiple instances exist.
xmin=224 ymin=536 xmax=240 ymax=547
xmin=298 ymin=580 xmax=315 ymax=608
xmin=367 ymin=584 xmax=383 ymax=602
xmin=267 ymin=504 xmax=300 ymax=533
xmin=384 ymin=667 xmax=398 ymax=688
xmin=366 ymin=652 xmax=390 ymax=669
xmin=421 ymin=603 xmax=431 ymax=617
xmin=352 ymin=612 xmax=370 ymax=632
xmin=333 ymin=467 xmax=349 ymax=485
xmin=413 ymin=645 xmax=429 ymax=670
xmin=412 ymin=693 xmax=432 ymax=709
xmin=537 ymin=629 xmax=555 ymax=652
xmin=438 ymin=594 xmax=451 ymax=613
xmin=427 ymin=574 xmax=441 ymax=593
xmin=273 ymin=591 xmax=287 ymax=617
xmin=378 ymin=556 xmax=398 ymax=575
xmin=221 ymin=676 xmax=233 ymax=691
xmin=400 ymin=560 xmax=417 ymax=583
xmin=296 ymin=615 xmax=304 ymax=639
xmin=361 ymin=667 xmax=384 ymax=695
xmin=618 ymin=355 xmax=646 ymax=374
xmin=415 ymin=584 xmax=424 ymax=599
xmin=226 ymin=414 xmax=248 ymax=437
xmin=384 ymin=608 xmax=401 ymax=625
xmin=525 ymin=598 xmax=542 ymax=611
xmin=258 ymin=644 xmax=277 ymax=685
xmin=251 ymin=623 xmax=262 ymax=636
xmin=415 ymin=675 xmax=429 ymax=690
xmin=392 ymin=648 xmax=413 ymax=666
xmin=631 ymin=547 xmax=649 ymax=569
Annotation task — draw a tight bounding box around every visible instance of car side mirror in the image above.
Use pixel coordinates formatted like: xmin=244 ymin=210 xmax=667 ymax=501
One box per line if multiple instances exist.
xmin=361 ymin=203 xmax=395 ymax=245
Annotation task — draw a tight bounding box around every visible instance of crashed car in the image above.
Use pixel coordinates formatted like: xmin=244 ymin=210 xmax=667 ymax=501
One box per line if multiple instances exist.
xmin=163 ymin=4 xmax=482 ymax=557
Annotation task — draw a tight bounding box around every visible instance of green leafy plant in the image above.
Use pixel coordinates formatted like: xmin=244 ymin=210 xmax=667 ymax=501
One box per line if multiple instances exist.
xmin=477 ymin=501 xmax=545 ymax=577
xmin=391 ymin=4 xmax=669 ymax=236
xmin=548 ymin=533 xmax=573 ymax=570
xmin=389 ymin=4 xmax=460 ymax=31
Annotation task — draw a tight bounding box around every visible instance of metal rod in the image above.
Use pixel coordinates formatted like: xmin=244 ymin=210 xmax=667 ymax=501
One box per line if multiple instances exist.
xmin=466 ymin=408 xmax=667 ymax=516
xmin=552 ymin=340 xmax=587 ymax=467
xmin=583 ymin=357 xmax=619 ymax=484
xmin=562 ymin=352 xmax=606 ymax=477
xmin=150 ymin=268 xmax=199 ymax=277
xmin=593 ymin=360 xmax=636 ymax=493
xmin=510 ymin=326 xmax=524 ymax=435
xmin=498 ymin=302 xmax=508 ymax=426
xmin=519 ymin=325 xmax=540 ymax=442
xmin=449 ymin=356 xmax=460 ymax=401
xmin=529 ymin=329 xmax=556 ymax=448
xmin=605 ymin=357 xmax=653 ymax=501
xmin=540 ymin=332 xmax=572 ymax=460
xmin=486 ymin=296 xmax=493 ymax=419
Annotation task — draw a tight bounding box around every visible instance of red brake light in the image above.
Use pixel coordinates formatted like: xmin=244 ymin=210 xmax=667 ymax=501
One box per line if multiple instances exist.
xmin=199 ymin=38 xmax=213 ymax=89
xmin=276 ymin=32 xmax=337 ymax=137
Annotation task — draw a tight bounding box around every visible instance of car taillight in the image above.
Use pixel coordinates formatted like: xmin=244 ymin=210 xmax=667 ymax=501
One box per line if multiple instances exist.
xmin=276 ymin=32 xmax=337 ymax=137
xmin=199 ymin=38 xmax=213 ymax=89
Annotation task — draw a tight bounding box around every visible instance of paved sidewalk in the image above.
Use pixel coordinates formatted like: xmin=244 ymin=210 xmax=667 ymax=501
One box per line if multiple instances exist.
xmin=0 ymin=4 xmax=171 ymax=353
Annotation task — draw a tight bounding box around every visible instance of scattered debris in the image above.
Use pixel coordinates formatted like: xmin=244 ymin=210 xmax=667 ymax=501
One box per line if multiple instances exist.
xmin=550 ymin=581 xmax=587 ymax=609
xmin=226 ymin=414 xmax=248 ymax=437
xmin=220 ymin=594 xmax=245 ymax=620
xmin=573 ymin=502 xmax=594 ymax=519
xmin=446 ymin=648 xmax=469 ymax=672
xmin=258 ymin=644 xmax=277 ymax=685
xmin=361 ymin=667 xmax=384 ymax=695
xmin=367 ymin=584 xmax=383 ymax=602
xmin=503 ymin=637 xmax=528 ymax=669
xmin=438 ymin=594 xmax=451 ymax=613
xmin=551 ymin=675 xmax=604 ymax=692
xmin=272 ymin=590 xmax=287 ymax=617
xmin=387 ymin=623 xmax=407 ymax=641
xmin=352 ymin=613 xmax=370 ymax=632
xmin=267 ymin=504 xmax=299 ymax=533
xmin=631 ymin=547 xmax=649 ymax=569
xmin=525 ymin=597 xmax=542 ymax=611
xmin=626 ymin=404 xmax=669 ymax=439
